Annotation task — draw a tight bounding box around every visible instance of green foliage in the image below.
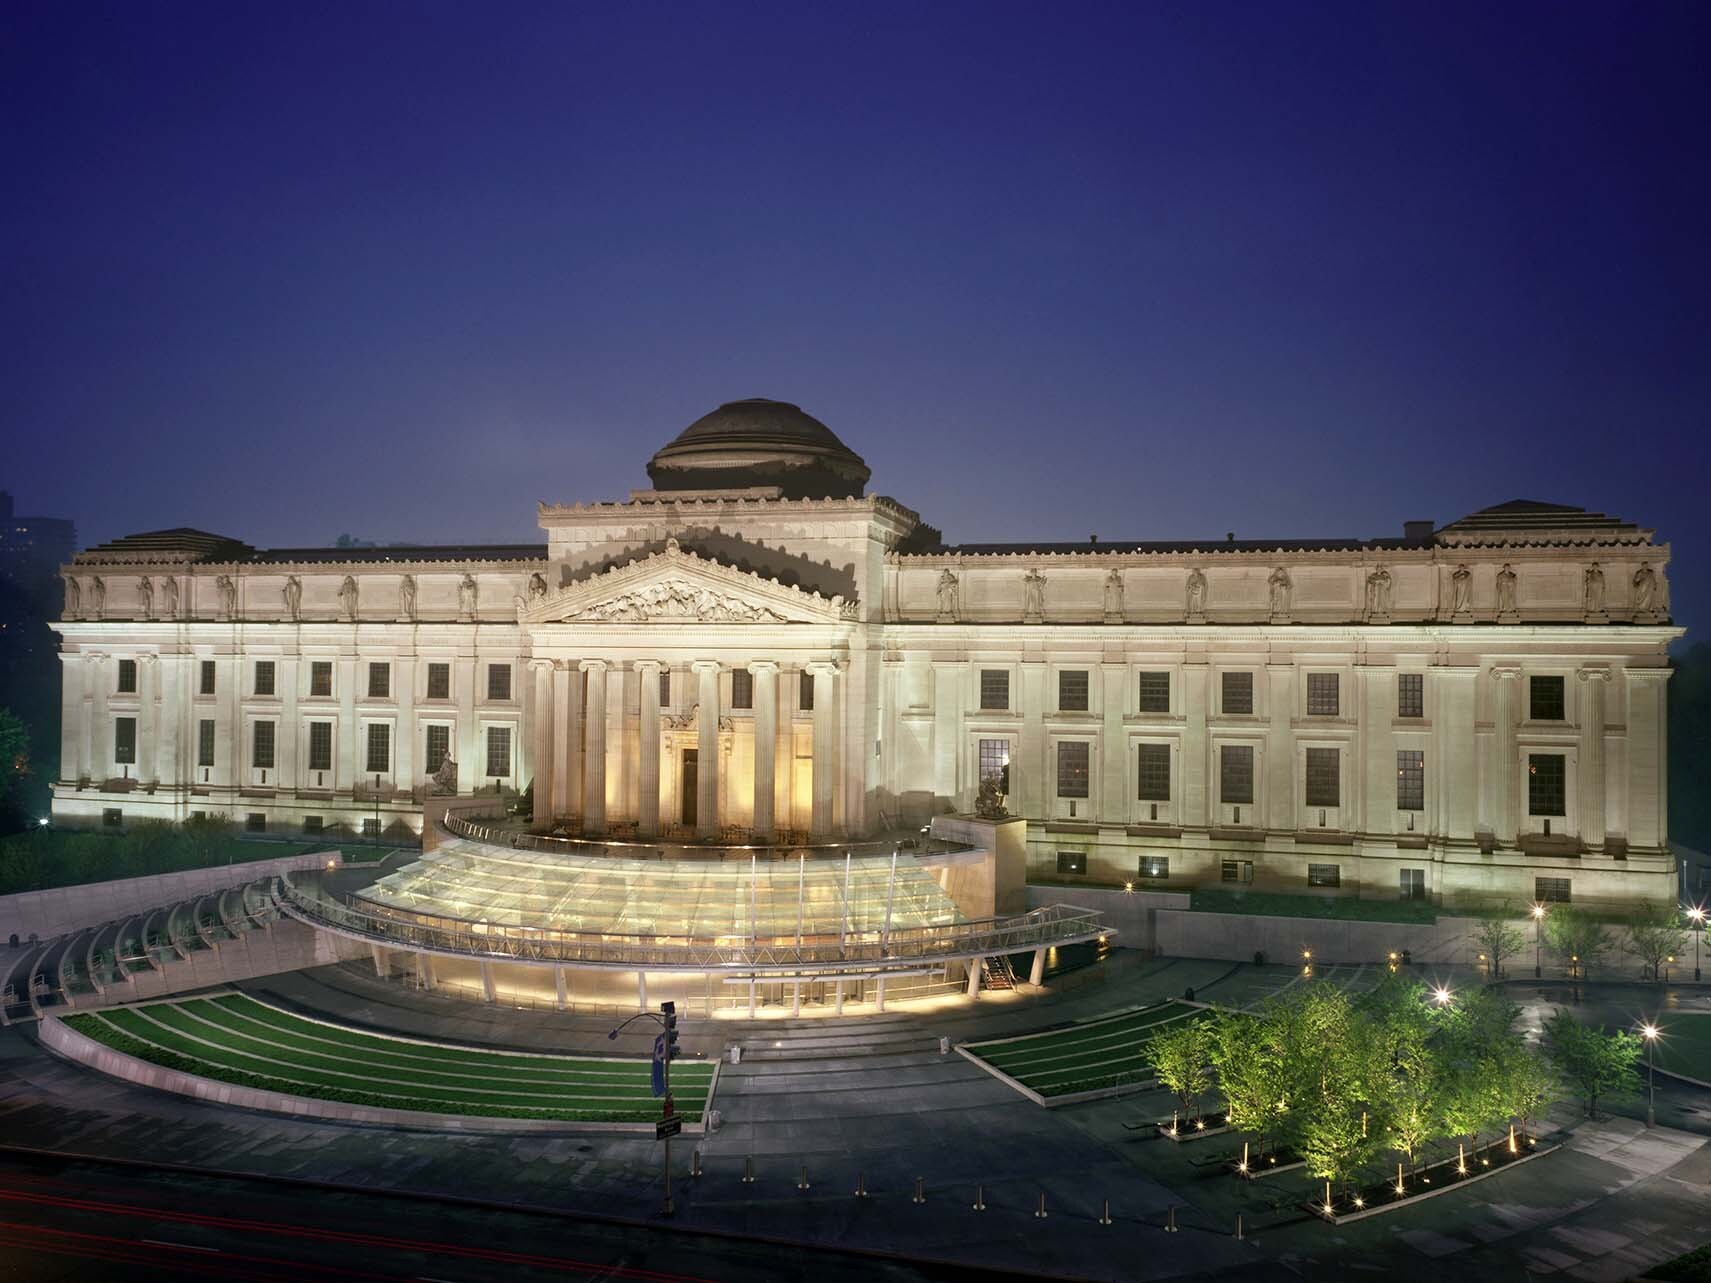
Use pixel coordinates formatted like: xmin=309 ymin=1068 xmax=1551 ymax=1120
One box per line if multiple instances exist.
xmin=1208 ymin=1008 xmax=1290 ymax=1144
xmin=0 ymin=819 xmax=337 ymax=896
xmin=0 ymin=707 xmax=30 ymax=806
xmin=1649 ymin=1239 xmax=1711 ymax=1283
xmin=1188 ymin=888 xmax=1437 ymax=924
xmin=1626 ymin=902 xmax=1690 ymax=979
xmin=1473 ymin=910 xmax=1527 ymax=979
xmin=1544 ymin=1011 xmax=1640 ymax=1118
xmin=1543 ymin=905 xmax=1613 ymax=977
xmin=1435 ymin=987 xmax=1523 ymax=1143
xmin=1149 ymin=1016 xmax=1214 ymax=1113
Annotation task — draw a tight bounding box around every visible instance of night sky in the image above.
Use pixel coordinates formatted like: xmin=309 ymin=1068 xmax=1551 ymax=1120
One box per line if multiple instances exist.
xmin=5 ymin=3 xmax=1706 ymax=639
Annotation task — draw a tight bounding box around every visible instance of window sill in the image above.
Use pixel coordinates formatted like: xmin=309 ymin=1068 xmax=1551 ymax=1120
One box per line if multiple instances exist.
xmin=1043 ymin=820 xmax=1099 ymax=834
xmin=1293 ymin=830 xmax=1355 ymax=846
xmin=1126 ymin=824 xmax=1184 ymax=838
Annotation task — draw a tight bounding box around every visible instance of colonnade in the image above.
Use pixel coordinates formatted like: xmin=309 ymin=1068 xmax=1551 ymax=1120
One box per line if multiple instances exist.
xmin=528 ymin=657 xmax=842 ymax=840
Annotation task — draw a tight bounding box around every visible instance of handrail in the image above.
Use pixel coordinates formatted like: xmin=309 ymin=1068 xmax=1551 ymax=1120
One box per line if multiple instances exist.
xmin=439 ymin=810 xmax=976 ymax=863
xmin=276 ymin=872 xmax=1111 ymax=972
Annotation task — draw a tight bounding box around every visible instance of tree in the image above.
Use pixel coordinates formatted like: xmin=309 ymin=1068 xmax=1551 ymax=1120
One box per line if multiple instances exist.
xmin=1208 ymin=1009 xmax=1291 ymax=1151
xmin=1543 ymin=1012 xmax=1640 ymax=1118
xmin=1150 ymin=1017 xmax=1214 ymax=1116
xmin=182 ymin=812 xmax=236 ymax=866
xmin=1473 ymin=911 xmax=1527 ymax=980
xmin=1300 ymin=1081 xmax=1381 ymax=1193
xmin=1494 ymin=1042 xmax=1560 ymax=1136
xmin=1543 ymin=905 xmax=1613 ymax=979
xmin=0 ymin=707 xmax=30 ymax=809
xmin=1625 ymin=903 xmax=1689 ymax=980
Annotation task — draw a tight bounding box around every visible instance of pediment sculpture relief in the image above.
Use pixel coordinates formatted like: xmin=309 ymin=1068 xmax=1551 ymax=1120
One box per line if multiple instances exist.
xmin=567 ymin=578 xmax=791 ymax=623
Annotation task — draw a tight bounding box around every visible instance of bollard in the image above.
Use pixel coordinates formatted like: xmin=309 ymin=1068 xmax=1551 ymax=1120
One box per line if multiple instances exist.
xmin=742 ymin=1155 xmax=756 ymax=1184
xmin=1098 ymin=1199 xmax=1112 ymax=1226
xmin=912 ymin=1177 xmax=926 ymax=1205
xmin=1165 ymin=1205 xmax=1179 ymax=1233
xmin=854 ymin=1172 xmax=869 ymax=1198
xmin=972 ymin=1183 xmax=987 ymax=1212
xmin=939 ymin=1036 xmax=950 ymax=1055
xmin=691 ymin=1149 xmax=702 ymax=1179
xmin=1034 ymin=1192 xmax=1048 ymax=1219
xmin=1235 ymin=1213 xmax=1243 ymax=1240
xmin=798 ymin=1164 xmax=811 ymax=1191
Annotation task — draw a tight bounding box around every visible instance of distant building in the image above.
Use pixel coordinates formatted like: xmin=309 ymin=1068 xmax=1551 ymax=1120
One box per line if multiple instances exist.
xmin=48 ymin=399 xmax=1682 ymax=912
xmin=0 ymin=491 xmax=76 ymax=584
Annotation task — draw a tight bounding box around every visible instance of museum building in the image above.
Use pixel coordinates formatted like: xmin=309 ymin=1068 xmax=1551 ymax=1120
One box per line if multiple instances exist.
xmin=52 ymin=399 xmax=1681 ymax=916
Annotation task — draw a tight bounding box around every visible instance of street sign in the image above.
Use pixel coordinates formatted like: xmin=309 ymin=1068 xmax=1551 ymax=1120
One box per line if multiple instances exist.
xmin=655 ymin=1116 xmax=683 ymax=1141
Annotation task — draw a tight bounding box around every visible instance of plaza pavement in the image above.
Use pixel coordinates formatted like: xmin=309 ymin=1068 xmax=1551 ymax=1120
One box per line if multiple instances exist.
xmin=1 ymin=954 xmax=1707 ymax=1281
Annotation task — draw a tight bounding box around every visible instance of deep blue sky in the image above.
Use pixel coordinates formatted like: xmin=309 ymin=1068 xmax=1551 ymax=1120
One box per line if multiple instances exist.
xmin=4 ymin=2 xmax=1706 ymax=637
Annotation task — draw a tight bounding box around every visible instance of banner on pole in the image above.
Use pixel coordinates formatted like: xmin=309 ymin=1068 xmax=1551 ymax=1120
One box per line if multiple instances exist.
xmin=651 ymin=1034 xmax=667 ymax=1096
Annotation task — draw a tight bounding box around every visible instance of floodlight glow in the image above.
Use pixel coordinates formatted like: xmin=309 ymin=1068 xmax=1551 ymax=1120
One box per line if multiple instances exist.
xmin=1690 ymin=906 xmax=1707 ymax=925
xmin=38 ymin=817 xmax=49 ymax=827
xmin=1531 ymin=903 xmax=1547 ymax=919
xmin=1641 ymin=1023 xmax=1660 ymax=1041
xmin=1432 ymin=986 xmax=1453 ymax=1005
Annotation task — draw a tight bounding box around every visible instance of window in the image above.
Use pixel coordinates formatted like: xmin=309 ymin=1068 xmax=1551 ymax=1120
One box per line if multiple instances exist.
xmin=364 ymin=723 xmax=389 ymax=774
xmin=799 ymin=670 xmax=815 ymax=712
xmin=1534 ymin=876 xmax=1572 ymax=904
xmin=103 ymin=808 xmax=123 ymax=828
xmin=486 ymin=663 xmax=511 ymax=701
xmin=1221 ymin=671 xmax=1253 ymax=715
xmin=307 ymin=721 xmax=333 ymax=772
xmin=426 ymin=663 xmax=449 ymax=700
xmin=252 ymin=721 xmax=275 ymax=769
xmin=367 ymin=663 xmax=390 ymax=699
xmin=1056 ymin=741 xmax=1090 ymax=798
xmin=659 ymin=669 xmax=671 ymax=708
xmin=978 ymin=738 xmax=1010 ymax=792
xmin=254 ymin=661 xmax=275 ymax=696
xmin=303 ymin=816 xmax=324 ymax=835
xmin=113 ymin=717 xmax=137 ymax=765
xmin=1528 ymin=753 xmax=1566 ymax=815
xmin=197 ymin=719 xmax=216 ymax=768
xmin=731 ymin=669 xmax=752 ymax=710
xmin=1400 ymin=867 xmax=1426 ymax=900
xmin=1137 ymin=743 xmax=1170 ymax=801
xmin=117 ymin=659 xmax=137 ymax=694
xmin=1056 ymin=851 xmax=1086 ymax=876
xmin=199 ymin=660 xmax=216 ymax=695
xmin=1220 ymin=745 xmax=1254 ymax=804
xmin=1308 ymin=863 xmax=1341 ymax=888
xmin=1305 ymin=747 xmax=1340 ymax=807
xmin=1398 ymin=673 xmax=1424 ymax=719
xmin=1137 ymin=671 xmax=1170 ymax=714
xmin=246 ymin=812 xmax=266 ymax=832
xmin=980 ymin=669 xmax=1009 ymax=711
xmin=1221 ymin=859 xmax=1254 ymax=884
xmin=1396 ymin=750 xmax=1424 ymax=811
xmin=1530 ymin=675 xmax=1565 ymax=721
xmin=485 ymin=726 xmax=511 ymax=778
xmin=424 ymin=724 xmax=450 ymax=773
xmin=1058 ymin=670 xmax=1089 ymax=712
xmin=1306 ymin=672 xmax=1340 ymax=717
xmin=361 ymin=818 xmax=381 ymax=839
xmin=1139 ymin=855 xmax=1169 ymax=881
xmin=311 ymin=661 xmax=333 ymax=697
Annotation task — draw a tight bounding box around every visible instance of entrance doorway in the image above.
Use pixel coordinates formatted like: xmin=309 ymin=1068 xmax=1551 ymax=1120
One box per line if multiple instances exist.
xmin=681 ymin=749 xmax=698 ymax=827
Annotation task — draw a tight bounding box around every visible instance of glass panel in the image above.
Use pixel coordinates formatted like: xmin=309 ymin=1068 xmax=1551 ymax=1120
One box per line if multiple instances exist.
xmin=1058 ymin=670 xmax=1089 ymax=712
xmin=1305 ymin=747 xmax=1339 ymax=807
xmin=1137 ymin=672 xmax=1170 ymax=713
xmin=1221 ymin=671 xmax=1253 ymax=715
xmin=1306 ymin=672 xmax=1339 ymax=716
xmin=1056 ymin=742 xmax=1089 ymax=798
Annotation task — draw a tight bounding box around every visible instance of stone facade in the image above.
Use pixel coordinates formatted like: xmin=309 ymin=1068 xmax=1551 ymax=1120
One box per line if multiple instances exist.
xmin=51 ymin=406 xmax=1681 ymax=911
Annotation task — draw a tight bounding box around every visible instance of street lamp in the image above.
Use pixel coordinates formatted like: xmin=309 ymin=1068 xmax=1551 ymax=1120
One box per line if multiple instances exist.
xmin=1640 ymin=1022 xmax=1660 ymax=1128
xmin=609 ymin=1002 xmax=681 ymax=1215
xmin=1432 ymin=985 xmax=1453 ymax=1007
xmin=1689 ymin=906 xmax=1706 ymax=981
xmin=1531 ymin=903 xmax=1547 ymax=978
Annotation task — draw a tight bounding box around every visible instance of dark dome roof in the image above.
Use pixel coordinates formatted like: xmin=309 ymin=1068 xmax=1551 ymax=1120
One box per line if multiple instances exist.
xmin=647 ymin=399 xmax=870 ymax=499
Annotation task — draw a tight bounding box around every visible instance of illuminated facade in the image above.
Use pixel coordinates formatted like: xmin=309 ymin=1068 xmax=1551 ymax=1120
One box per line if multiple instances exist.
xmin=52 ymin=399 xmax=1681 ymax=911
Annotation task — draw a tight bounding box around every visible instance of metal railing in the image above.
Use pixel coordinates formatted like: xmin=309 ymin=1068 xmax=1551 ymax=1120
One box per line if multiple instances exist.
xmin=440 ymin=810 xmax=975 ymax=863
xmin=276 ymin=871 xmax=1111 ymax=973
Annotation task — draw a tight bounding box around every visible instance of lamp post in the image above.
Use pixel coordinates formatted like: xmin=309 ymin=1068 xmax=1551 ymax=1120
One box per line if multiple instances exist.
xmin=1640 ymin=1022 xmax=1659 ymax=1129
xmin=1690 ymin=906 xmax=1706 ymax=982
xmin=610 ymin=1002 xmax=680 ymax=1215
xmin=1532 ymin=903 xmax=1547 ymax=979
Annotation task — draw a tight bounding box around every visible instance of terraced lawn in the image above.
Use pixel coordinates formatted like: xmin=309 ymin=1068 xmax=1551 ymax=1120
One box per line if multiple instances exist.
xmin=1648 ymin=1013 xmax=1711 ymax=1085
xmin=962 ymin=1000 xmax=1205 ymax=1100
xmin=62 ymin=993 xmax=716 ymax=1124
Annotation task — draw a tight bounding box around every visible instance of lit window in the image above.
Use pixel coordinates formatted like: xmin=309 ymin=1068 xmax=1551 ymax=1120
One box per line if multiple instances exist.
xmin=1308 ymin=863 xmax=1341 ymax=888
xmin=485 ymin=725 xmax=511 ymax=777
xmin=1396 ymin=750 xmax=1424 ymax=811
xmin=1056 ymin=741 xmax=1090 ymax=799
xmin=1528 ymin=754 xmax=1566 ymax=816
xmin=1139 ymin=856 xmax=1170 ymax=881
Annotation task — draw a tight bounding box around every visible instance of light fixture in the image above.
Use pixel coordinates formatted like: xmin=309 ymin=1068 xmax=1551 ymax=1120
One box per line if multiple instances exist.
xmin=1432 ymin=986 xmax=1453 ymax=1005
xmin=1531 ymin=903 xmax=1547 ymax=919
xmin=37 ymin=817 xmax=49 ymax=827
xmin=1641 ymin=1023 xmax=1660 ymax=1041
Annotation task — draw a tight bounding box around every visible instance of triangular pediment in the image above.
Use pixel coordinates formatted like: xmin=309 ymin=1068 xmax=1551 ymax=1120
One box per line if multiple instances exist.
xmin=520 ymin=539 xmax=854 ymax=625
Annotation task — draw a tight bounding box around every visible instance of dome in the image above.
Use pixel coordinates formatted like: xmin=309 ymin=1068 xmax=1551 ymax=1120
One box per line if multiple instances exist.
xmin=646 ymin=399 xmax=870 ymax=499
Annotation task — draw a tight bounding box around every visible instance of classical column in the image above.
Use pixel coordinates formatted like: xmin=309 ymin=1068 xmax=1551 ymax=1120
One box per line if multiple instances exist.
xmin=89 ymin=654 xmax=110 ymax=779
xmin=749 ymin=661 xmax=778 ymax=841
xmin=77 ymin=655 xmax=97 ymax=782
xmin=1436 ymin=666 xmax=1478 ymax=843
xmin=581 ymin=659 xmax=608 ymax=835
xmin=138 ymin=654 xmax=159 ymax=785
xmin=1265 ymin=663 xmax=1296 ymax=832
xmin=1578 ymin=667 xmax=1610 ymax=851
xmin=530 ymin=660 xmax=555 ymax=831
xmin=1491 ymin=666 xmax=1521 ymax=847
xmin=808 ymin=661 xmax=837 ymax=836
xmin=636 ymin=659 xmax=663 ymax=840
xmin=693 ymin=661 xmax=721 ymax=839
xmin=1626 ymin=669 xmax=1669 ymax=851
xmin=552 ymin=661 xmax=575 ymax=820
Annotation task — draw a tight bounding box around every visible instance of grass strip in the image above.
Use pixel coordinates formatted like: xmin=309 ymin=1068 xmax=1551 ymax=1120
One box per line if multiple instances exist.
xmin=979 ymin=1012 xmax=1198 ymax=1072
xmin=973 ymin=1003 xmax=1197 ymax=1066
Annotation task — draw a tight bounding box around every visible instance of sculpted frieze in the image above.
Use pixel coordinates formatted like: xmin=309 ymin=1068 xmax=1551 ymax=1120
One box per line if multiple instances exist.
xmin=566 ymin=578 xmax=791 ymax=623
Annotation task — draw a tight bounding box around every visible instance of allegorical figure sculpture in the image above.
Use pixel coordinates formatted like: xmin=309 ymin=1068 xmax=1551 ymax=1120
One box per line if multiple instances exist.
xmin=339 ymin=575 xmax=358 ymax=622
xmin=283 ymin=575 xmax=302 ymax=621
xmin=1496 ymin=563 xmax=1518 ymax=617
xmin=1451 ymin=563 xmax=1472 ymax=616
xmin=1022 ymin=568 xmax=1046 ymax=622
xmin=430 ymin=755 xmax=458 ymax=796
xmin=91 ymin=576 xmax=107 ymax=621
xmin=162 ymin=575 xmax=179 ymax=620
xmin=528 ymin=571 xmax=548 ymax=601
xmin=1632 ymin=562 xmax=1658 ymax=616
xmin=1583 ymin=562 xmax=1605 ymax=617
xmin=1102 ymin=568 xmax=1124 ymax=622
xmin=975 ymin=770 xmax=1009 ymax=820
xmin=215 ymin=575 xmax=236 ymax=620
xmin=1267 ymin=566 xmax=1291 ymax=618
xmin=1364 ymin=566 xmax=1392 ymax=618
xmin=63 ymin=576 xmax=80 ymax=619
xmin=935 ymin=568 xmax=959 ymax=622
xmin=1185 ymin=568 xmax=1207 ymax=618
xmin=399 ymin=574 xmax=417 ymax=620
xmin=138 ymin=575 xmax=154 ymax=620
xmin=458 ymin=573 xmax=478 ymax=619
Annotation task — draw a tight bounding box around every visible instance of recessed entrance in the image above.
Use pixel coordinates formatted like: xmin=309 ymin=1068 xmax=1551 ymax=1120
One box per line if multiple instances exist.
xmin=681 ymin=749 xmax=698 ymax=827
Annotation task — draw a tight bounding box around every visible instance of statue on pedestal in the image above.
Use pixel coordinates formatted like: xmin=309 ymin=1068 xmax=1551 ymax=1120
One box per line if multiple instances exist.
xmin=215 ymin=575 xmax=236 ymax=621
xmin=283 ymin=575 xmax=302 ymax=621
xmin=162 ymin=575 xmax=179 ymax=620
xmin=1364 ymin=566 xmax=1392 ymax=621
xmin=63 ymin=576 xmax=80 ymax=620
xmin=1022 ymin=568 xmax=1046 ymax=623
xmin=1185 ymin=568 xmax=1207 ymax=620
xmin=1496 ymin=563 xmax=1518 ymax=620
xmin=399 ymin=574 xmax=417 ymax=621
xmin=458 ymin=574 xmax=478 ymax=620
xmin=1450 ymin=563 xmax=1472 ymax=618
xmin=975 ymin=772 xmax=1009 ymax=820
xmin=1102 ymin=569 xmax=1124 ymax=623
xmin=90 ymin=576 xmax=107 ymax=621
xmin=1632 ymin=562 xmax=1658 ymax=619
xmin=339 ymin=575 xmax=358 ymax=622
xmin=935 ymin=569 xmax=959 ymax=623
xmin=139 ymin=576 xmax=154 ymax=620
xmin=1267 ymin=566 xmax=1291 ymax=620
xmin=1583 ymin=562 xmax=1606 ymax=619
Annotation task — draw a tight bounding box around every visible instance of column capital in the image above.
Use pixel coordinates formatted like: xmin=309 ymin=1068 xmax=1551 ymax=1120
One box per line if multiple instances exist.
xmin=137 ymin=653 xmax=160 ymax=666
xmin=746 ymin=659 xmax=780 ymax=675
xmin=805 ymin=659 xmax=841 ymax=677
xmin=691 ymin=659 xmax=723 ymax=674
xmin=527 ymin=658 xmax=555 ymax=673
xmin=1576 ymin=666 xmax=1612 ymax=684
xmin=1490 ymin=665 xmax=1522 ymax=682
xmin=633 ymin=658 xmax=664 ymax=674
xmin=578 ymin=658 xmax=608 ymax=674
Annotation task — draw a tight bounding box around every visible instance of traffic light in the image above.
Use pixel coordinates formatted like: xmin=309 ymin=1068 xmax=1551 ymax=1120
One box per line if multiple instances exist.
xmin=661 ymin=1000 xmax=680 ymax=1060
